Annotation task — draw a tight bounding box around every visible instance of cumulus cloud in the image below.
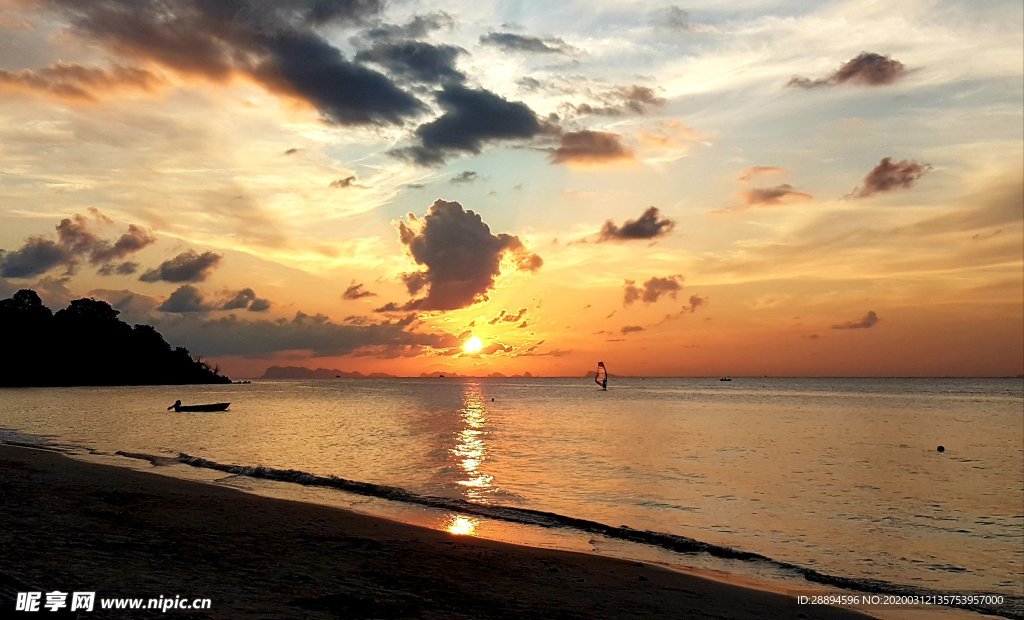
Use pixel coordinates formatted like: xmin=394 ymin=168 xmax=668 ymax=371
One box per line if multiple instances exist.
xmin=479 ymin=32 xmax=573 ymax=54
xmin=788 ymin=52 xmax=908 ymax=88
xmin=139 ymin=250 xmax=222 ymax=283
xmin=0 ymin=62 xmax=163 ymax=101
xmin=0 ymin=212 xmax=155 ymax=278
xmin=551 ymin=130 xmax=633 ymax=166
xmin=359 ymin=11 xmax=455 ymax=42
xmin=355 ymin=40 xmax=465 ymax=84
xmin=342 ymin=282 xmax=376 ymax=300
xmin=561 ymin=85 xmax=664 ymax=117
xmin=221 ymin=288 xmax=269 ymax=312
xmin=832 ymin=310 xmax=880 ymax=329
xmin=598 ymin=207 xmax=675 ymax=242
xmin=851 ymin=157 xmax=932 ymax=198
xmin=623 ymin=275 xmax=683 ymax=305
xmin=330 ymin=175 xmax=362 ymax=189
xmin=158 ymin=285 xmax=211 ymax=313
xmin=386 ymin=199 xmax=542 ymax=311
xmin=740 ymin=184 xmax=813 ymax=206
xmin=392 ymin=84 xmax=544 ymax=166
xmin=38 ymin=0 xmax=424 ymax=126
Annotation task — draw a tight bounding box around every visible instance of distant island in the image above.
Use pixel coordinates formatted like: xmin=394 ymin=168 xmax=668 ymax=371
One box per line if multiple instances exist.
xmin=0 ymin=289 xmax=230 ymax=387
xmin=261 ymin=366 xmax=395 ymax=380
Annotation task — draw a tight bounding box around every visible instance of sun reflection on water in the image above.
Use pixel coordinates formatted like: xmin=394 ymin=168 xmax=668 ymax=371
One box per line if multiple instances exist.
xmin=451 ymin=384 xmax=494 ymax=501
xmin=444 ymin=514 xmax=479 ymax=536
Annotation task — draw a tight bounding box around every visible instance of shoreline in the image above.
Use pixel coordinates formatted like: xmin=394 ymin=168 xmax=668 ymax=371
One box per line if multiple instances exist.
xmin=0 ymin=443 xmax=872 ymax=619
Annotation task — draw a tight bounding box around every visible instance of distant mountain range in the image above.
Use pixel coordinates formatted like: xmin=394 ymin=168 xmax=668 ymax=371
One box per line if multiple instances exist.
xmin=261 ymin=366 xmax=536 ymax=379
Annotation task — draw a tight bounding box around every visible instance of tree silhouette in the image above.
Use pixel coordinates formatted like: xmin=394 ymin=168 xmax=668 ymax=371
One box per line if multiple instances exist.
xmin=0 ymin=289 xmax=230 ymax=387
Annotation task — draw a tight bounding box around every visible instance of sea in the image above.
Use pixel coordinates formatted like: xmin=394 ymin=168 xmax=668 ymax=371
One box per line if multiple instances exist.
xmin=1 ymin=377 xmax=1021 ymax=617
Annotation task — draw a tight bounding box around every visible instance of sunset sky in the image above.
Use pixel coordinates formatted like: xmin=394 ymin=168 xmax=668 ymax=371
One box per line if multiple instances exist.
xmin=1 ymin=0 xmax=1021 ymax=378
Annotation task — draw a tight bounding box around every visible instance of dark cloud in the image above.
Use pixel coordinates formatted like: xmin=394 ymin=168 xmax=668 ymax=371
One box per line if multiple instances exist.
xmin=851 ymin=157 xmax=931 ymax=198
xmin=740 ymin=184 xmax=813 ymax=206
xmin=686 ymin=294 xmax=707 ymax=313
xmin=330 ymin=175 xmax=362 ymax=189
xmin=392 ymin=85 xmax=544 ymax=166
xmin=0 ymin=62 xmax=162 ymax=101
xmin=598 ymin=207 xmax=675 ymax=242
xmin=516 ymin=76 xmax=543 ymax=91
xmin=342 ymin=282 xmax=376 ymax=300
xmin=552 ymin=130 xmax=633 ymax=165
xmin=450 ymin=171 xmax=478 ymax=184
xmin=157 ymin=311 xmax=457 ymax=357
xmin=139 ymin=250 xmax=222 ymax=283
xmin=40 ymin=0 xmax=424 ymax=127
xmin=489 ymin=308 xmax=527 ymax=324
xmin=248 ymin=298 xmax=271 ymax=312
xmin=284 ymin=148 xmax=299 ymax=155
xmin=661 ymin=6 xmax=691 ymax=30
xmin=158 ymin=285 xmax=211 ymax=313
xmin=386 ymin=199 xmax=542 ymax=311
xmin=788 ymin=52 xmax=908 ymax=88
xmin=623 ymin=275 xmax=683 ymax=305
xmin=222 ymin=288 xmax=256 ymax=310
xmin=0 ymin=212 xmax=155 ymax=278
xmin=479 ymin=32 xmax=573 ymax=54
xmin=97 ymin=261 xmax=140 ymax=276
xmin=360 ymin=11 xmax=455 ymax=41
xmin=561 ymin=85 xmax=664 ymax=117
xmin=832 ymin=310 xmax=880 ymax=330
xmin=355 ymin=40 xmax=465 ymax=84
xmin=620 ymin=325 xmax=644 ymax=334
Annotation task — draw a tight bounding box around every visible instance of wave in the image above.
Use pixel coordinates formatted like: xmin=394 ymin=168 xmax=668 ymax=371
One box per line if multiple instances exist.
xmin=116 ymin=450 xmax=1022 ymax=619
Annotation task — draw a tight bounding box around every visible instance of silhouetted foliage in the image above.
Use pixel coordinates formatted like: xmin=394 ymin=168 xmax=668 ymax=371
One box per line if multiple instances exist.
xmin=0 ymin=289 xmax=231 ymax=386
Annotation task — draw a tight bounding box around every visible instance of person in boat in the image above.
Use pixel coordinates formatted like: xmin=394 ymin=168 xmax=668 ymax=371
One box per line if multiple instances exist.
xmin=168 ymin=399 xmax=183 ymax=412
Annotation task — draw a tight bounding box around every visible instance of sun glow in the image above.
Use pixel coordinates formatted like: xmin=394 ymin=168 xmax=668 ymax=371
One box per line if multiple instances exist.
xmin=463 ymin=335 xmax=484 ymax=354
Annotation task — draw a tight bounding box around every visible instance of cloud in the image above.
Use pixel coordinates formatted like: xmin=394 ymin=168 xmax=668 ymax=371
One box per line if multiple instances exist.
xmin=96 ymin=261 xmax=140 ymax=276
xmin=158 ymin=285 xmax=211 ymax=313
xmin=660 ymin=6 xmax=691 ymax=30
xmin=598 ymin=207 xmax=675 ymax=242
xmin=388 ymin=199 xmax=542 ymax=311
xmin=0 ymin=212 xmax=155 ymax=278
xmin=248 ymin=298 xmax=271 ymax=312
xmin=450 ymin=171 xmax=478 ymax=184
xmin=392 ymin=84 xmax=544 ymax=166
xmin=623 ymin=275 xmax=683 ymax=305
xmin=359 ymin=11 xmax=455 ymax=41
xmin=620 ymin=325 xmax=644 ymax=334
xmin=788 ymin=52 xmax=908 ymax=88
xmin=355 ymin=40 xmax=465 ymax=84
xmin=0 ymin=62 xmax=163 ymax=101
xmin=832 ymin=310 xmax=880 ymax=330
xmin=221 ymin=288 xmax=254 ymax=310
xmin=851 ymin=157 xmax=932 ymax=198
xmin=551 ymin=130 xmax=633 ymax=166
xmin=489 ymin=308 xmax=527 ymax=324
xmin=738 ymin=166 xmax=784 ymax=183
xmin=479 ymin=32 xmax=573 ymax=54
xmin=740 ymin=184 xmax=814 ymax=207
xmin=330 ymin=175 xmax=362 ymax=189
xmin=342 ymin=282 xmax=376 ymax=300
xmin=157 ymin=311 xmax=458 ymax=358
xmin=39 ymin=0 xmax=424 ymax=127
xmin=139 ymin=250 xmax=222 ymax=283
xmin=561 ymin=85 xmax=664 ymax=117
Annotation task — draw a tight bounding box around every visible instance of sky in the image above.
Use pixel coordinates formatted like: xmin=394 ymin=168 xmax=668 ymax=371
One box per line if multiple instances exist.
xmin=0 ymin=0 xmax=1021 ymax=378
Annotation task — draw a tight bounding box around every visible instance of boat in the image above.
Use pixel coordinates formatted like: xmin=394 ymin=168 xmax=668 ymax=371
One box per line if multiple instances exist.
xmin=719 ymin=377 xmax=732 ymax=382
xmin=167 ymin=400 xmax=230 ymax=412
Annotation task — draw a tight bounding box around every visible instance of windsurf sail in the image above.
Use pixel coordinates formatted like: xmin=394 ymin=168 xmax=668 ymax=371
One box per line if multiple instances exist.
xmin=595 ymin=361 xmax=608 ymax=390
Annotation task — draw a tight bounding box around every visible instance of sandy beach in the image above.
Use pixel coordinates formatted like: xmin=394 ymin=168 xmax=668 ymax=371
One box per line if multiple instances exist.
xmin=0 ymin=444 xmax=871 ymax=619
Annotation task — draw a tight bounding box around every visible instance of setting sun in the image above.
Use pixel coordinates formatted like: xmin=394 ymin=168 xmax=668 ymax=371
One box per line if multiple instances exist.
xmin=463 ymin=336 xmax=484 ymax=354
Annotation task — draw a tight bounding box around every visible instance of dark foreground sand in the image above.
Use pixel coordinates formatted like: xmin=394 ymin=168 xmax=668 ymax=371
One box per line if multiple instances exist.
xmin=0 ymin=444 xmax=869 ymax=619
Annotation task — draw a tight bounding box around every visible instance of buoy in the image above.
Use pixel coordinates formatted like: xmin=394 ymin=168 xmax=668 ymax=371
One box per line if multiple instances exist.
xmin=937 ymin=445 xmax=945 ymax=453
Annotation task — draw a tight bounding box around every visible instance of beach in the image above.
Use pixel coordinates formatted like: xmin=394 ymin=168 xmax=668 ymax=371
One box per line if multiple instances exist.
xmin=0 ymin=444 xmax=870 ymax=618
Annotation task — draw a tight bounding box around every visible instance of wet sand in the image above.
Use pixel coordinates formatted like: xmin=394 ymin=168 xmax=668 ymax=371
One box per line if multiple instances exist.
xmin=0 ymin=444 xmax=870 ymax=618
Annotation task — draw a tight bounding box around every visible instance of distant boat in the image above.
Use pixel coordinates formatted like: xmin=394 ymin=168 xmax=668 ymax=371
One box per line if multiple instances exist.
xmin=167 ymin=400 xmax=230 ymax=412
xmin=719 ymin=377 xmax=732 ymax=382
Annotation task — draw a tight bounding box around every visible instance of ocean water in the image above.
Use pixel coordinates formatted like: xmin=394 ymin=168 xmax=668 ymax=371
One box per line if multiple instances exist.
xmin=1 ymin=378 xmax=1021 ymax=614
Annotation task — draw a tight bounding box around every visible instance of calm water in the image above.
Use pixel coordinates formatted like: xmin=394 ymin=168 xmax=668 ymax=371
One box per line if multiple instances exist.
xmin=1 ymin=378 xmax=1021 ymax=606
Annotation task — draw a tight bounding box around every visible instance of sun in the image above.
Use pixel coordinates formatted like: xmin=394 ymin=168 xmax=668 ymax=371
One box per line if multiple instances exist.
xmin=463 ymin=335 xmax=484 ymax=354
